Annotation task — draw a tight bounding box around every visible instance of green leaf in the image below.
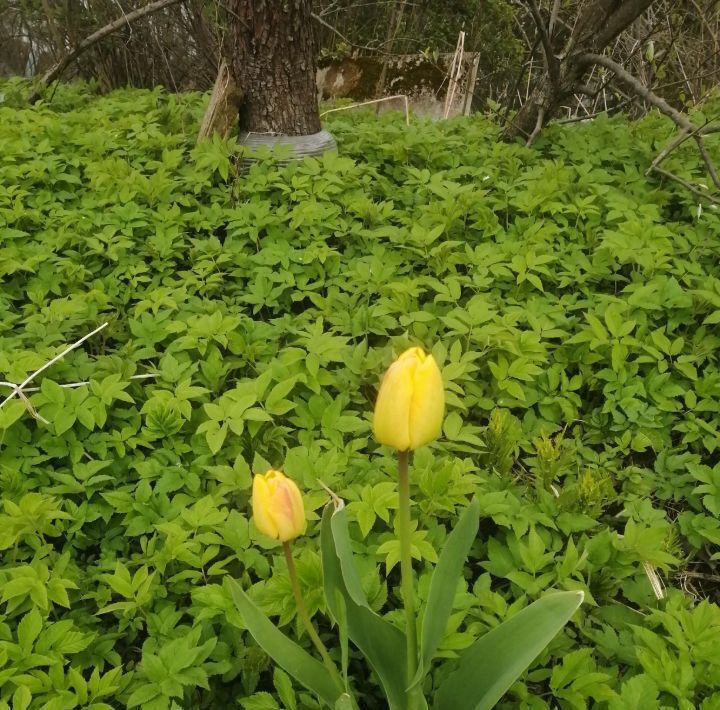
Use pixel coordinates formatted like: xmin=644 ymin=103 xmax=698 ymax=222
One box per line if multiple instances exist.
xmin=410 ymin=498 xmax=479 ymax=689
xmin=12 ymin=685 xmax=32 ymax=710
xmin=227 ymin=578 xmax=344 ymax=707
xmin=127 ymin=684 xmax=162 ymax=708
xmin=328 ymin=506 xmax=370 ymax=607
xmin=334 ymin=590 xmax=350 ymax=693
xmin=206 ymin=422 xmax=228 ymax=454
xmin=17 ymin=609 xmax=43 ymax=653
xmin=434 ymin=590 xmax=584 ymax=710
xmin=273 ymin=667 xmax=297 ymax=710
xmin=320 ymin=502 xmax=409 ymax=710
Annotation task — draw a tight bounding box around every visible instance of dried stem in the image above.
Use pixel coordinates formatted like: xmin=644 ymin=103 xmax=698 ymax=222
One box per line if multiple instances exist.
xmin=0 ymin=322 xmax=109 ymax=410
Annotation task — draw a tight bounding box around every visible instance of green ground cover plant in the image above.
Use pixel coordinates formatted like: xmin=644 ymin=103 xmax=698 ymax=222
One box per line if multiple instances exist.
xmin=1 ymin=82 xmax=720 ymax=709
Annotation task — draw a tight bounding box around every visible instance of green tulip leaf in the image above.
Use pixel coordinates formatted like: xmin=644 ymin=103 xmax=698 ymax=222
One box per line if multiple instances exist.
xmin=334 ymin=589 xmax=350 ymax=693
xmin=329 ymin=503 xmax=370 ymax=607
xmin=410 ymin=497 xmax=480 ymax=689
xmin=228 ymin=578 xmax=344 ymax=707
xmin=434 ymin=590 xmax=584 ymax=710
xmin=321 ymin=502 xmax=410 ymax=710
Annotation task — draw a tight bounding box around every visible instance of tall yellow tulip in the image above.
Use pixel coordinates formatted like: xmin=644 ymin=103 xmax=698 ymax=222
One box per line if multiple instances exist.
xmin=252 ymin=469 xmax=306 ymax=542
xmin=373 ymin=346 xmax=445 ymax=451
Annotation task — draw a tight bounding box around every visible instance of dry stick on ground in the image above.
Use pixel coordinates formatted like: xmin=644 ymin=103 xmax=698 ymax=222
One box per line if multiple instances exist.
xmin=0 ymin=373 xmax=157 ymax=394
xmin=581 ymin=52 xmax=720 ymax=200
xmin=0 ymin=323 xmax=109 ymax=418
xmin=28 ymin=0 xmax=186 ymax=103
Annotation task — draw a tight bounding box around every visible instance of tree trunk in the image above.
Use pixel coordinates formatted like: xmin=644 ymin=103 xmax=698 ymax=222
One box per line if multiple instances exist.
xmin=229 ymin=0 xmax=320 ymax=136
xmin=503 ymin=0 xmax=659 ymax=141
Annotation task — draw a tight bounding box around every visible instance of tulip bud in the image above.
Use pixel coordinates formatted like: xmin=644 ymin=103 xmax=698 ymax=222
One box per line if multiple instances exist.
xmin=252 ymin=470 xmax=306 ymax=542
xmin=373 ymin=346 xmax=445 ymax=451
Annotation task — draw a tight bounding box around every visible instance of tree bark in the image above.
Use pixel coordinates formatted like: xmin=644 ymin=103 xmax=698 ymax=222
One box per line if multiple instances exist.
xmin=229 ymin=0 xmax=321 ymax=135
xmin=503 ymin=0 xmax=659 ymax=141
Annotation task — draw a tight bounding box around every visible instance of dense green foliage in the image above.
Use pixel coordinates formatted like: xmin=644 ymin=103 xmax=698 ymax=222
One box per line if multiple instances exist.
xmin=1 ymin=83 xmax=720 ymax=709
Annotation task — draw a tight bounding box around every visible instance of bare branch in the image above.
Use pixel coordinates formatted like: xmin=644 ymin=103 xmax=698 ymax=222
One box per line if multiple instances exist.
xmin=652 ymin=166 xmax=720 ymax=205
xmin=526 ymin=106 xmax=545 ymax=146
xmin=28 ymin=0 xmax=186 ymax=103
xmin=0 ymin=374 xmax=157 ymax=393
xmin=647 ymin=129 xmax=692 ymax=173
xmin=553 ymin=98 xmax=631 ymax=124
xmin=581 ymin=52 xmax=695 ymax=131
xmin=594 ymin=0 xmax=659 ymax=51
xmin=311 ymin=11 xmax=395 ymax=56
xmin=523 ymin=0 xmax=559 ymax=85
xmin=548 ymin=0 xmax=561 ymax=36
xmin=697 ymin=137 xmax=720 ymax=190
xmin=581 ymin=52 xmax=720 ymax=202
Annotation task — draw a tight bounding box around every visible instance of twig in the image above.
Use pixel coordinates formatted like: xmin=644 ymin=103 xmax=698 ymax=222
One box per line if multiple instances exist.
xmin=320 ymin=94 xmax=410 ymax=125
xmin=582 ymin=53 xmax=695 ymax=131
xmin=642 ymin=561 xmax=665 ymax=600
xmin=526 ymin=105 xmax=545 ymax=146
xmin=548 ymin=0 xmax=561 ymax=36
xmin=646 ymin=129 xmax=692 ymax=173
xmin=17 ymin=390 xmax=49 ymax=424
xmin=697 ymin=138 xmax=720 ymax=190
xmin=0 ymin=373 xmax=157 ymax=393
xmin=28 ymin=0 xmax=186 ymax=103
xmin=674 ymin=45 xmax=696 ymax=105
xmin=653 ymin=166 xmax=720 ymax=205
xmin=524 ymin=0 xmax=559 ymax=85
xmin=554 ymin=98 xmax=630 ymax=124
xmin=680 ymin=570 xmax=720 ymax=583
xmin=0 ymin=322 xmax=109 ymax=410
xmin=582 ymin=52 xmax=720 ymax=201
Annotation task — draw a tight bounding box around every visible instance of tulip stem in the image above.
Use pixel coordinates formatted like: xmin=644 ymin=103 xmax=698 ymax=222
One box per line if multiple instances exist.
xmin=282 ymin=542 xmax=345 ymax=692
xmin=397 ymin=450 xmax=419 ymax=708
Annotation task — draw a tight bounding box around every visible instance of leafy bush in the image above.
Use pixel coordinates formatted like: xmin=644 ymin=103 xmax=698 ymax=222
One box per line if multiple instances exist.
xmin=1 ymin=84 xmax=720 ymax=709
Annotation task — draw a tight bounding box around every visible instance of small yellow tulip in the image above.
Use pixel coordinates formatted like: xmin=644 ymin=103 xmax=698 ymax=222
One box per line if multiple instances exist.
xmin=373 ymin=346 xmax=445 ymax=451
xmin=252 ymin=470 xmax=306 ymax=542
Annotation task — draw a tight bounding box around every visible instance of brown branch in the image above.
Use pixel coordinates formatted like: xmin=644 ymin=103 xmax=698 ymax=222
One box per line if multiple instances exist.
xmin=594 ymin=0 xmax=659 ymax=51
xmin=647 ymin=129 xmax=692 ymax=173
xmin=581 ymin=52 xmax=720 ymax=202
xmin=553 ymin=98 xmax=631 ymax=124
xmin=310 ymin=11 xmax=395 ymax=56
xmin=652 ymin=166 xmax=720 ymax=205
xmin=548 ymin=0 xmax=561 ymax=36
xmin=526 ymin=106 xmax=545 ymax=146
xmin=581 ymin=52 xmax=695 ymax=130
xmin=697 ymin=138 xmax=720 ymax=190
xmin=28 ymin=0 xmax=186 ymax=103
xmin=523 ymin=0 xmax=560 ymax=85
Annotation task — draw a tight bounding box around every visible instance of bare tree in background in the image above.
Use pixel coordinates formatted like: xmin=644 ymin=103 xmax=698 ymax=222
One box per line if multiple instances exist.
xmin=229 ymin=0 xmax=321 ymax=136
xmin=503 ymin=0 xmax=660 ymax=141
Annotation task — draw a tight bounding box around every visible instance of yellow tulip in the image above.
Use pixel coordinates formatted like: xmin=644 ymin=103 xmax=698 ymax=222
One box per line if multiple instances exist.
xmin=252 ymin=470 xmax=306 ymax=542
xmin=373 ymin=346 xmax=445 ymax=451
